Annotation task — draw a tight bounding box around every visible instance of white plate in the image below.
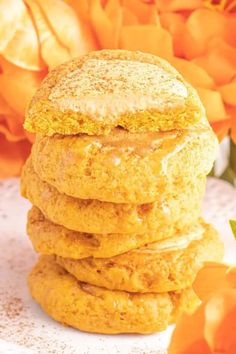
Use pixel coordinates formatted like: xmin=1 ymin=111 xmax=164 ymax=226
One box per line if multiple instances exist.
xmin=0 ymin=177 xmax=236 ymax=354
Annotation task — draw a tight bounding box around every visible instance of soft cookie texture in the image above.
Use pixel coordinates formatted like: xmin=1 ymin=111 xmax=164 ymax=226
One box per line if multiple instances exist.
xmin=31 ymin=127 xmax=217 ymax=203
xmin=22 ymin=49 xmax=221 ymax=335
xmin=24 ymin=50 xmax=206 ymax=136
xmin=56 ymin=222 xmax=224 ymax=293
xmin=21 ymin=158 xmax=205 ymax=235
xmin=27 ymin=207 xmax=209 ymax=260
xmin=27 ymin=207 xmax=191 ymax=259
xmin=28 ymin=256 xmax=200 ymax=334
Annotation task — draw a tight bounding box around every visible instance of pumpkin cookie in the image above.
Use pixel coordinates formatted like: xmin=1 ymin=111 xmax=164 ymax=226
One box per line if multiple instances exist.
xmin=21 ymin=158 xmax=205 ymax=234
xmin=28 ymin=256 xmax=199 ymax=334
xmin=56 ymin=222 xmax=223 ymax=293
xmin=31 ymin=126 xmax=217 ymax=203
xmin=24 ymin=49 xmax=206 ymax=136
xmin=27 ymin=207 xmax=204 ymax=260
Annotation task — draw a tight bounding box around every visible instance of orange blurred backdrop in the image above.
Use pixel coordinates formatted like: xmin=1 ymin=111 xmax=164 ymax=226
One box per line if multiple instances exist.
xmin=0 ymin=0 xmax=236 ymax=177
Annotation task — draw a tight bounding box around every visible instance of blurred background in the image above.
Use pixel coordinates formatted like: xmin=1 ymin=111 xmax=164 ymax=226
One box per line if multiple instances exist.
xmin=0 ymin=0 xmax=235 ymax=183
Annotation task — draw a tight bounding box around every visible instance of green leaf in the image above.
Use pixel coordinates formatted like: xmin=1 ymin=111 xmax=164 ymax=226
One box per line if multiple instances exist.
xmin=229 ymin=220 xmax=236 ymax=239
xmin=221 ymin=167 xmax=236 ymax=185
xmin=229 ymin=139 xmax=236 ymax=173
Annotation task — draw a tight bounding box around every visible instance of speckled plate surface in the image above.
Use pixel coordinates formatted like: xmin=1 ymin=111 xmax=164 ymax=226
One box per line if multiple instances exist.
xmin=0 ymin=178 xmax=236 ymax=354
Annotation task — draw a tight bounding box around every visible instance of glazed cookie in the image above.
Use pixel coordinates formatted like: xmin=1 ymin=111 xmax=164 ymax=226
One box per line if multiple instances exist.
xmin=31 ymin=127 xmax=217 ymax=203
xmin=28 ymin=256 xmax=200 ymax=334
xmin=24 ymin=49 xmax=206 ymax=136
xmin=27 ymin=207 xmax=190 ymax=259
xmin=21 ymin=158 xmax=205 ymax=234
xmin=56 ymin=222 xmax=224 ymax=293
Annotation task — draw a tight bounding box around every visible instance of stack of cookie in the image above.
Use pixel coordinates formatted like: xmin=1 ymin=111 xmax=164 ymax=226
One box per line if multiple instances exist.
xmin=21 ymin=50 xmax=223 ymax=334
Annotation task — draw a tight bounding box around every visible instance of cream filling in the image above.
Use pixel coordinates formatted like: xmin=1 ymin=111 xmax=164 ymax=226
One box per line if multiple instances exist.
xmin=133 ymin=225 xmax=204 ymax=254
xmin=49 ymin=59 xmax=188 ymax=119
xmin=160 ymin=133 xmax=195 ymax=175
xmin=161 ymin=128 xmax=216 ymax=175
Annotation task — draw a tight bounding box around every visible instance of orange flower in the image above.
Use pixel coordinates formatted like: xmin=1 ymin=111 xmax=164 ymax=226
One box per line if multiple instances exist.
xmin=169 ymin=220 xmax=236 ymax=353
xmin=69 ymin=0 xmax=236 ymax=141
xmin=0 ymin=0 xmax=96 ymax=178
xmin=169 ymin=262 xmax=236 ymax=354
xmin=1 ymin=0 xmax=236 ymax=177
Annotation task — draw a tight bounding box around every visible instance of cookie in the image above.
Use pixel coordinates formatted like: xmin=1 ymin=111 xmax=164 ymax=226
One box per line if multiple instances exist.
xmin=21 ymin=158 xmax=205 ymax=234
xmin=32 ymin=126 xmax=216 ymax=203
xmin=28 ymin=256 xmax=199 ymax=334
xmin=24 ymin=49 xmax=206 ymax=136
xmin=27 ymin=207 xmax=204 ymax=260
xmin=56 ymin=222 xmax=223 ymax=293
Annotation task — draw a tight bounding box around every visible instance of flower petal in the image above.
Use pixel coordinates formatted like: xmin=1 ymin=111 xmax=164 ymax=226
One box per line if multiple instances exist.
xmin=0 ymin=0 xmax=44 ymax=71
xmin=157 ymin=0 xmax=202 ymax=12
xmin=25 ymin=0 xmax=71 ymax=69
xmin=0 ymin=117 xmax=25 ymax=142
xmin=193 ymin=262 xmax=230 ymax=301
xmin=0 ymin=58 xmax=45 ymax=116
xmin=122 ymin=0 xmax=157 ymax=24
xmin=160 ymin=13 xmax=186 ymax=57
xmin=210 ymin=119 xmax=231 ymax=141
xmin=226 ymin=267 xmax=236 ymax=288
xmin=89 ymin=0 xmax=113 ymax=48
xmin=0 ymin=91 xmax=26 ymax=142
xmin=197 ymin=88 xmax=227 ymax=122
xmin=35 ymin=0 xmax=95 ymax=56
xmin=227 ymin=15 xmax=236 ymax=47
xmin=182 ymin=9 xmax=226 ymax=60
xmin=122 ymin=6 xmax=139 ymax=26
xmin=168 ymin=304 xmax=211 ymax=354
xmin=120 ymin=25 xmax=173 ymax=58
xmin=0 ymin=0 xmax=23 ymax=51
xmin=220 ymin=82 xmax=236 ymax=106
xmin=193 ymin=39 xmax=236 ymax=85
xmin=204 ymin=289 xmax=236 ymax=354
xmin=65 ymin=0 xmax=90 ymax=22
xmin=105 ymin=0 xmax=123 ymax=48
xmin=0 ymin=94 xmax=13 ymax=115
xmin=65 ymin=0 xmax=98 ymax=48
xmin=169 ymin=57 xmax=214 ymax=89
xmin=0 ymin=133 xmax=31 ymax=178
